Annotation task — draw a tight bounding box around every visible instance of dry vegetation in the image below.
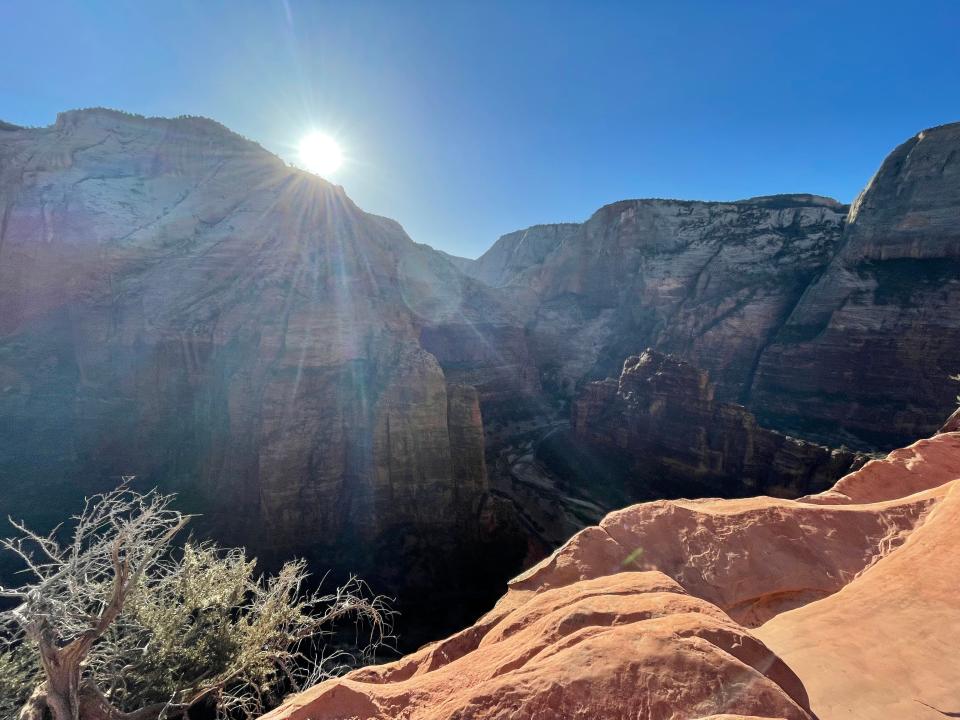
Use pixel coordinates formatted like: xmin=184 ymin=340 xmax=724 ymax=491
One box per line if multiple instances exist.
xmin=0 ymin=486 xmax=390 ymax=720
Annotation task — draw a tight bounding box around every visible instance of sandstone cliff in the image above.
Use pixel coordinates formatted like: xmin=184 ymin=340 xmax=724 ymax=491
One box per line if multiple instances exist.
xmin=751 ymin=122 xmax=960 ymax=447
xmin=460 ymin=222 xmax=579 ymax=288
xmin=263 ymin=429 xmax=960 ymax=720
xmin=486 ymin=194 xmax=849 ymax=401
xmin=572 ymin=349 xmax=864 ymax=498
xmin=0 ymin=109 xmax=530 ymax=642
xmin=473 ymin=125 xmax=960 ymax=450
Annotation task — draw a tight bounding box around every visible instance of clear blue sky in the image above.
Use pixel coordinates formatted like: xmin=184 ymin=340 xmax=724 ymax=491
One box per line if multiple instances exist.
xmin=3 ymin=1 xmax=959 ymax=258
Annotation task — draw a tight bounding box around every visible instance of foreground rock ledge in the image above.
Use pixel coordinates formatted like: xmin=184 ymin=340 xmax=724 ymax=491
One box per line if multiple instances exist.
xmin=263 ymin=431 xmax=960 ymax=720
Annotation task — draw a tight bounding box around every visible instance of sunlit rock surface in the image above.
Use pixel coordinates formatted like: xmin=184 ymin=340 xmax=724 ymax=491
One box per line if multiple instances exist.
xmin=461 ymin=222 xmax=579 ymax=288
xmin=264 ymin=430 xmax=960 ymax=720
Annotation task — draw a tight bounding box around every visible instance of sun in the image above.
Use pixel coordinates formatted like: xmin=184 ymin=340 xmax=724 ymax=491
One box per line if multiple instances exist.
xmin=298 ymin=132 xmax=343 ymax=176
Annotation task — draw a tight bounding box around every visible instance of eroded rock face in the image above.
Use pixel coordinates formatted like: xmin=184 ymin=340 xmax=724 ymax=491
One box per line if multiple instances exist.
xmin=750 ymin=122 xmax=960 ymax=448
xmin=0 ymin=109 xmax=529 ymax=640
xmin=470 ymin=123 xmax=960 ymax=450
xmin=264 ymin=571 xmax=816 ymax=720
xmin=572 ymin=349 xmax=864 ymax=499
xmin=460 ymin=222 xmax=580 ymax=288
xmin=756 ymin=433 xmax=960 ymax=719
xmin=941 ymin=406 xmax=960 ymax=433
xmin=491 ymin=194 xmax=849 ymax=401
xmin=264 ymin=428 xmax=960 ymax=720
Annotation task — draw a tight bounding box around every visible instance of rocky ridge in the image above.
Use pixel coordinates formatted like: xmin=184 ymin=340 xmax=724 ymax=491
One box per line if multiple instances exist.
xmin=263 ymin=428 xmax=960 ymax=720
xmin=476 ymin=194 xmax=850 ymax=403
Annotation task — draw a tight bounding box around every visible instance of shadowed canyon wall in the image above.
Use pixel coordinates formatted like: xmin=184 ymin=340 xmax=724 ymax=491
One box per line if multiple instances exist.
xmin=0 ymin=109 xmax=529 ymax=645
xmin=572 ymin=349 xmax=865 ymax=499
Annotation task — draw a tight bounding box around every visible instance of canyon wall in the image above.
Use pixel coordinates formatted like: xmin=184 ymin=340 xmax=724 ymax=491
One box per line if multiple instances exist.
xmin=2 ymin=110 xmax=959 ymax=647
xmin=572 ymin=349 xmax=864 ymax=499
xmin=467 ymin=126 xmax=960 ymax=449
xmin=479 ymin=194 xmax=850 ymax=403
xmin=750 ymin=122 xmax=960 ymax=447
xmin=0 ymin=109 xmax=529 ymax=642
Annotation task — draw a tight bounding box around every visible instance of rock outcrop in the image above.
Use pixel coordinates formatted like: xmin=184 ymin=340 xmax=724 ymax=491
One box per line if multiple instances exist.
xmin=941 ymin=406 xmax=960 ymax=433
xmin=572 ymin=349 xmax=864 ymax=498
xmin=263 ymin=429 xmax=960 ymax=720
xmin=0 ymin=109 xmax=530 ymax=643
xmin=750 ymin=122 xmax=960 ymax=448
xmin=491 ymin=194 xmax=849 ymax=401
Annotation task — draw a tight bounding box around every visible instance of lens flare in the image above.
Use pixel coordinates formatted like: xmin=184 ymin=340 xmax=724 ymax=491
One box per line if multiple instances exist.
xmin=298 ymin=132 xmax=343 ymax=176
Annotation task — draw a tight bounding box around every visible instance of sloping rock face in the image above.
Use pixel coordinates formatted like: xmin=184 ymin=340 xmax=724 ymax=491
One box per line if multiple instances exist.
xmin=572 ymin=349 xmax=864 ymax=498
xmin=0 ymin=109 xmax=530 ymax=641
xmin=266 ymin=571 xmax=816 ymax=720
xmin=460 ymin=222 xmax=580 ymax=288
xmin=750 ymin=122 xmax=960 ymax=448
xmin=756 ymin=433 xmax=960 ymax=718
xmin=500 ymin=194 xmax=849 ymax=401
xmin=264 ymin=430 xmax=960 ymax=720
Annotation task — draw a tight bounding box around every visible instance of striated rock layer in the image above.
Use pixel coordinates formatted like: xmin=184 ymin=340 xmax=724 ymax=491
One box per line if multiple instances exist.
xmin=264 ymin=430 xmax=960 ymax=720
xmin=751 ymin=122 xmax=960 ymax=448
xmin=475 ymin=194 xmax=850 ymax=404
xmin=0 ymin=109 xmax=531 ymax=643
xmin=464 ymin=125 xmax=960 ymax=449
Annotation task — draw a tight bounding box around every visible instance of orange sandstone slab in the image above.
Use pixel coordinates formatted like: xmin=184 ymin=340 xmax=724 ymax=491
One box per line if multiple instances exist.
xmin=263 ymin=432 xmax=960 ymax=720
xmin=757 ymin=437 xmax=960 ymax=719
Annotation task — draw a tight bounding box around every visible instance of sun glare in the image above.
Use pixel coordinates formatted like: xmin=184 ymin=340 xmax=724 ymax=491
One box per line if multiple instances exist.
xmin=298 ymin=132 xmax=343 ymax=176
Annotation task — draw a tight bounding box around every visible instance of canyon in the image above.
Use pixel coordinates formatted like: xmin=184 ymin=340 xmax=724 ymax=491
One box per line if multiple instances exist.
xmin=1 ymin=109 xmax=958 ymax=649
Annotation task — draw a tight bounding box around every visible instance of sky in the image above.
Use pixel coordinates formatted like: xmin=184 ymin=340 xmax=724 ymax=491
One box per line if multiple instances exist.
xmin=2 ymin=1 xmax=959 ymax=258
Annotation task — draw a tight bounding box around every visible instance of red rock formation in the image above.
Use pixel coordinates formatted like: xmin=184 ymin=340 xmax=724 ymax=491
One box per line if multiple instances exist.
xmin=263 ymin=430 xmax=960 ymax=720
xmin=572 ymin=349 xmax=864 ymax=499
xmin=757 ymin=434 xmax=960 ymax=718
